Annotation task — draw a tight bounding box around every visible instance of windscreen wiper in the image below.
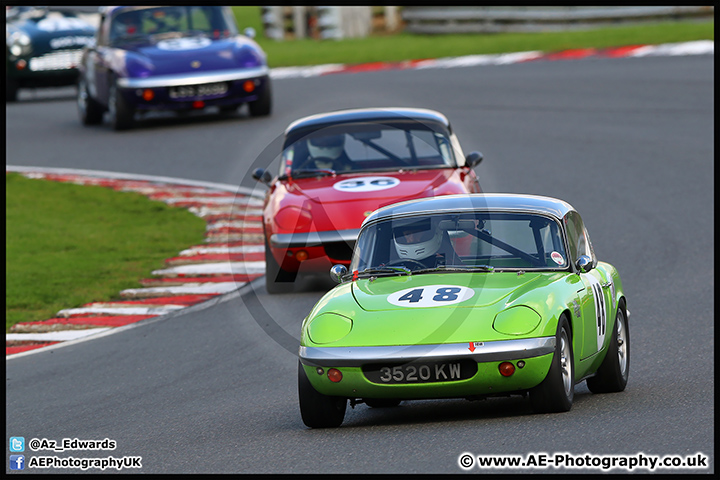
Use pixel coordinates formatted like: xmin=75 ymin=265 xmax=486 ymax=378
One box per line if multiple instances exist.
xmin=413 ymin=265 xmax=495 ymax=274
xmin=291 ymin=169 xmax=336 ymax=178
xmin=355 ymin=266 xmax=412 ymax=277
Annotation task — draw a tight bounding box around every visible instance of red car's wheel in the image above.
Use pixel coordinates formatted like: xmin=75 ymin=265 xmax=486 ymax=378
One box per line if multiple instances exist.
xmin=264 ymin=237 xmax=295 ymax=294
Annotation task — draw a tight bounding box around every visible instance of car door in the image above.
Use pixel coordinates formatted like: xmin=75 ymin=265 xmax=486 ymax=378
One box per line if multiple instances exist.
xmin=564 ymin=211 xmax=611 ymax=360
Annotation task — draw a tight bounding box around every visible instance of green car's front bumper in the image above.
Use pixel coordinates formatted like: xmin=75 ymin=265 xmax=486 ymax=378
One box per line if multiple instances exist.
xmin=299 ymin=337 xmax=556 ymax=399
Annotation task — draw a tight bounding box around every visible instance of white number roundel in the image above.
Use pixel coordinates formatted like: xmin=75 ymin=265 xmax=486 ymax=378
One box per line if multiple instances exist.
xmin=156 ymin=37 xmax=212 ymax=51
xmin=388 ymin=285 xmax=475 ymax=307
xmin=333 ymin=176 xmax=400 ymax=193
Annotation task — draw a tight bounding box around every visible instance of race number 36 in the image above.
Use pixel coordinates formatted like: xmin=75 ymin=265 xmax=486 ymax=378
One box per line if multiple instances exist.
xmin=387 ymin=285 xmax=474 ymax=307
xmin=333 ymin=176 xmax=400 ymax=192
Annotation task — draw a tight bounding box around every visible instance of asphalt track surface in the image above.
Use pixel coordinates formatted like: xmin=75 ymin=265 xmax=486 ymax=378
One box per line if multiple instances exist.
xmin=6 ymin=54 xmax=714 ymax=474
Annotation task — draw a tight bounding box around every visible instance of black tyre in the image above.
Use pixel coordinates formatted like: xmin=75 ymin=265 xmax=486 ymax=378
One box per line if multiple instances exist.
xmin=248 ymin=79 xmax=271 ymax=117
xmin=108 ymin=78 xmax=134 ymax=131
xmin=530 ymin=315 xmax=574 ymax=413
xmin=264 ymin=237 xmax=296 ymax=294
xmin=586 ymin=300 xmax=629 ymax=393
xmin=6 ymin=78 xmax=19 ymax=102
xmin=364 ymin=398 xmax=401 ymax=408
xmin=77 ymin=76 xmax=104 ymax=125
xmin=298 ymin=361 xmax=346 ymax=428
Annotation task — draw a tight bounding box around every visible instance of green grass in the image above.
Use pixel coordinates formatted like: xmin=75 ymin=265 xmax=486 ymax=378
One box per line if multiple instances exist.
xmin=5 ymin=173 xmax=207 ymax=331
xmin=231 ymin=7 xmax=713 ymax=68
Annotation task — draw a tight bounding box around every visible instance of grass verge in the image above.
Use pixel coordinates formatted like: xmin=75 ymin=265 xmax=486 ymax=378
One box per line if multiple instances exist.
xmin=5 ymin=173 xmax=207 ymax=331
xmin=230 ymin=7 xmax=713 ymax=68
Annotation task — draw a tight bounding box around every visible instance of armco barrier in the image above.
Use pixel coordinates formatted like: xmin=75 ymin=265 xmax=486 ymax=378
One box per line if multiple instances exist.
xmin=402 ymin=6 xmax=714 ymax=34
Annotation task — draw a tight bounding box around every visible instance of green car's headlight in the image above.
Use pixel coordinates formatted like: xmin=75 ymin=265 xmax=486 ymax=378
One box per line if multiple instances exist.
xmin=493 ymin=306 xmax=541 ymax=336
xmin=307 ymin=313 xmax=353 ymax=344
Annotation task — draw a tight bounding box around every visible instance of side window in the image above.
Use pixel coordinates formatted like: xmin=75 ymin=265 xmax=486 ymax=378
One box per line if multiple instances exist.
xmin=564 ymin=211 xmax=596 ymax=267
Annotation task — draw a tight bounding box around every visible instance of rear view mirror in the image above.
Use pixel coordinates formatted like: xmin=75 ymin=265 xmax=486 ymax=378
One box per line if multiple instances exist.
xmin=252 ymin=168 xmax=272 ymax=186
xmin=350 ymin=130 xmax=382 ymax=141
xmin=465 ymin=151 xmax=483 ymax=168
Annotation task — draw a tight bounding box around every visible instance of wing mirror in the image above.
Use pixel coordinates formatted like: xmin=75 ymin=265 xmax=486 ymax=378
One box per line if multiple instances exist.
xmin=576 ymin=255 xmax=594 ymax=273
xmin=330 ymin=264 xmax=348 ymax=284
xmin=252 ymin=168 xmax=272 ymax=186
xmin=465 ymin=151 xmax=483 ymax=168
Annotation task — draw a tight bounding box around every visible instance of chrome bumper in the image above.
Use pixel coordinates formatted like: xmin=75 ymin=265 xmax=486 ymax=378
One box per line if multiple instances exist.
xmin=298 ymin=337 xmax=556 ymax=367
xmin=270 ymin=228 xmax=360 ymax=249
xmin=117 ymin=66 xmax=269 ymax=89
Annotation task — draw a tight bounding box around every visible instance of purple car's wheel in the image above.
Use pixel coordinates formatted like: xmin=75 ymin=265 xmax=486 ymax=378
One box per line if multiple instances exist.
xmin=248 ymin=79 xmax=272 ymax=117
xmin=108 ymin=79 xmax=134 ymax=131
xmin=77 ymin=76 xmax=104 ymax=126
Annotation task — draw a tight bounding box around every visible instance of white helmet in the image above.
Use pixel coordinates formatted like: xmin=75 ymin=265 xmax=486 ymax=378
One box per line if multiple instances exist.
xmin=308 ymin=134 xmax=345 ymax=161
xmin=393 ymin=219 xmax=443 ymax=261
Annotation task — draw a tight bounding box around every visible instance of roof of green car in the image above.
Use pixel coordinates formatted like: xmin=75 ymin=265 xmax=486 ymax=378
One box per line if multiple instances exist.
xmin=362 ymin=193 xmax=576 ymax=228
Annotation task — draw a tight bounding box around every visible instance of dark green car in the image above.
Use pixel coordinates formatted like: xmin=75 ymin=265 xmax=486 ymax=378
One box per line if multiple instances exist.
xmin=6 ymin=6 xmax=97 ymax=101
xmin=298 ymin=194 xmax=629 ymax=428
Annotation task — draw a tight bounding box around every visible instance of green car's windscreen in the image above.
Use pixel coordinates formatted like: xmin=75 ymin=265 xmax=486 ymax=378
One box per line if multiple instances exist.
xmin=351 ymin=212 xmax=569 ymax=272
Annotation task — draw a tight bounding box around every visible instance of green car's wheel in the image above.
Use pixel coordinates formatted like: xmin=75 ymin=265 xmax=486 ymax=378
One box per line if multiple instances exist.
xmin=248 ymin=80 xmax=271 ymax=117
xmin=298 ymin=362 xmax=346 ymax=428
xmin=530 ymin=315 xmax=574 ymax=413
xmin=108 ymin=78 xmax=134 ymax=131
xmin=587 ymin=300 xmax=629 ymax=393
xmin=77 ymin=76 xmax=104 ymax=125
xmin=264 ymin=237 xmax=296 ymax=294
xmin=364 ymin=398 xmax=401 ymax=408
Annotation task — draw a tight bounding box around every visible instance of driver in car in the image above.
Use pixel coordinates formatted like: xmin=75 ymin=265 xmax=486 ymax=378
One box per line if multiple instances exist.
xmin=305 ymin=134 xmax=353 ymax=172
xmin=392 ymin=218 xmax=458 ymax=269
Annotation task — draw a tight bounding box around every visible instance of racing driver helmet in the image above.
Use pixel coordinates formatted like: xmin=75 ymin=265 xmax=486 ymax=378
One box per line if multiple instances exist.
xmin=307 ymin=134 xmax=346 ymax=161
xmin=392 ymin=218 xmax=443 ymax=261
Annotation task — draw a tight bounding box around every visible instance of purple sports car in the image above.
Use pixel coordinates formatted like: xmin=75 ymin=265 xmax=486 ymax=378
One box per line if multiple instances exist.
xmin=77 ymin=6 xmax=271 ymax=130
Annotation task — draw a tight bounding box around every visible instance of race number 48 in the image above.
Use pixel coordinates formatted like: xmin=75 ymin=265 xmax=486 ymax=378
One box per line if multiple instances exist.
xmin=388 ymin=285 xmax=474 ymax=307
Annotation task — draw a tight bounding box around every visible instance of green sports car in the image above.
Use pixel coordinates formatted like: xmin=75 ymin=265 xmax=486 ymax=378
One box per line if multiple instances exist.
xmin=298 ymin=193 xmax=629 ymax=428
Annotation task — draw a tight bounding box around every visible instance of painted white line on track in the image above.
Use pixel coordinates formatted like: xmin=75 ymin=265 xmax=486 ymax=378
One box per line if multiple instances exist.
xmin=206 ymin=220 xmax=263 ymax=230
xmin=179 ymin=245 xmax=266 ymax=255
xmin=56 ymin=306 xmax=186 ymax=317
xmin=151 ymin=261 xmax=266 ymax=276
xmin=120 ymin=282 xmax=246 ymax=297
xmin=630 ymin=40 xmax=714 ymax=57
xmin=7 ymin=328 xmax=113 ymax=342
xmin=5 ymin=165 xmax=264 ymax=198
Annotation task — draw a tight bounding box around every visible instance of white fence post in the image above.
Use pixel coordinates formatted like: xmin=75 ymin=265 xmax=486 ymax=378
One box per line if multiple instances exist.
xmin=261 ymin=6 xmax=284 ymax=40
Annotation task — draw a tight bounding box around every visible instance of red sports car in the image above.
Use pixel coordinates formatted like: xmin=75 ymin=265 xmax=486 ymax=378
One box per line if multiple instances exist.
xmin=252 ymin=107 xmax=483 ymax=293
